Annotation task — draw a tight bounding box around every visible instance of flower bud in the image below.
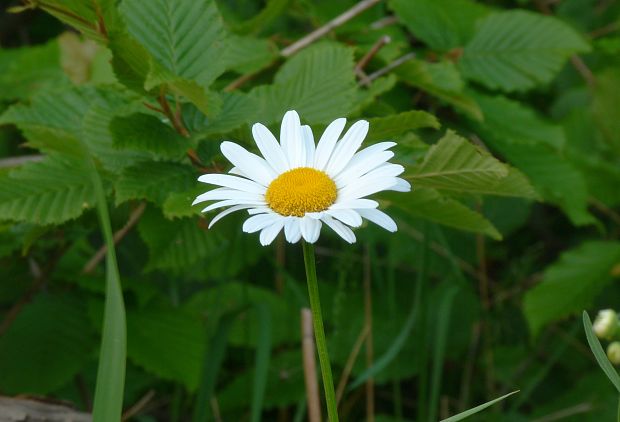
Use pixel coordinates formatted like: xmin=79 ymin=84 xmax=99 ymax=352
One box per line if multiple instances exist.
xmin=593 ymin=309 xmax=618 ymax=340
xmin=608 ymin=342 xmax=620 ymax=365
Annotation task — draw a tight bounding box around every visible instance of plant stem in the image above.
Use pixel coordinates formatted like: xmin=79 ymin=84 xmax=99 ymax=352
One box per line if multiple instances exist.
xmin=302 ymin=241 xmax=339 ymax=422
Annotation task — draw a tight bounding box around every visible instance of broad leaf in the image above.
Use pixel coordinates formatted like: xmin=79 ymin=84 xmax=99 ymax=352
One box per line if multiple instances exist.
xmin=366 ymin=110 xmax=439 ymax=143
xmin=524 ymin=241 xmax=620 ymax=336
xmin=0 ymin=156 xmax=94 ymax=225
xmin=460 ymin=10 xmax=590 ymax=92
xmin=250 ymin=43 xmax=358 ymax=124
xmin=114 ymin=161 xmax=196 ymax=205
xmin=390 ymin=188 xmax=502 ymax=239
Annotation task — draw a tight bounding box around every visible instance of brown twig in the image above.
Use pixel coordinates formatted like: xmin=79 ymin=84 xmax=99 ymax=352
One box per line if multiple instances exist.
xmin=122 ymin=390 xmax=156 ymax=421
xmin=0 ymin=155 xmax=44 ymax=169
xmin=569 ymin=55 xmax=595 ymax=87
xmin=82 ymin=202 xmax=147 ymax=274
xmin=280 ymin=0 xmax=382 ymax=57
xmin=301 ymin=308 xmax=322 ymax=422
xmin=370 ymin=15 xmax=398 ymax=30
xmin=363 ymin=244 xmax=375 ymax=422
xmin=356 ymin=35 xmax=391 ymax=86
xmin=158 ymin=91 xmax=190 ymax=137
xmin=336 ymin=325 xmax=370 ymax=405
xmin=365 ymin=52 xmax=416 ymax=83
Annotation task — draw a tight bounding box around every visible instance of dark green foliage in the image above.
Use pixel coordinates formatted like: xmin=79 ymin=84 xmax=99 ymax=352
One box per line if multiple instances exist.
xmin=1 ymin=0 xmax=619 ymax=420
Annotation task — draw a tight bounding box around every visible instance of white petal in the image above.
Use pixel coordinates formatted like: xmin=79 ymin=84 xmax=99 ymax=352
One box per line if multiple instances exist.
xmin=314 ymin=118 xmax=346 ymax=170
xmin=221 ymin=141 xmax=277 ymax=186
xmin=321 ymin=215 xmax=356 ymax=243
xmin=362 ymin=163 xmax=405 ymax=179
xmin=259 ymin=220 xmax=285 ymax=246
xmin=243 ymin=213 xmax=279 ymax=233
xmin=208 ymin=205 xmax=254 ymax=228
xmin=325 ymin=209 xmax=362 ymax=227
xmin=252 ymin=123 xmax=289 ymax=173
xmin=193 ymin=188 xmax=263 ymax=205
xmin=334 ymin=151 xmax=394 ymax=188
xmin=280 ymin=110 xmax=304 ymax=168
xmin=338 ymin=177 xmax=400 ymax=201
xmin=358 ymin=208 xmax=397 ymax=232
xmin=284 ymin=218 xmax=302 ymax=243
xmin=198 ymin=174 xmax=266 ymax=194
xmin=300 ymin=217 xmax=322 ymax=243
xmin=229 ymin=167 xmax=246 ymax=177
xmin=202 ymin=199 xmax=265 ymax=212
xmin=325 ymin=120 xmax=369 ymax=176
xmin=247 ymin=207 xmax=273 ymax=215
xmin=389 ymin=178 xmax=411 ymax=192
xmin=302 ymin=125 xmax=315 ymax=167
xmin=330 ymin=199 xmax=379 ymax=210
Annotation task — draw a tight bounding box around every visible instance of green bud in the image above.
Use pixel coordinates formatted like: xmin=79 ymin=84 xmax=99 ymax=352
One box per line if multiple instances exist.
xmin=593 ymin=309 xmax=618 ymax=340
xmin=608 ymin=342 xmax=620 ymax=365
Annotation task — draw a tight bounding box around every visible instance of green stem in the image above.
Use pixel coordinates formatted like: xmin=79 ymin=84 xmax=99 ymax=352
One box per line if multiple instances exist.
xmin=302 ymin=241 xmax=339 ymax=422
xmin=617 ymin=395 xmax=620 ymax=422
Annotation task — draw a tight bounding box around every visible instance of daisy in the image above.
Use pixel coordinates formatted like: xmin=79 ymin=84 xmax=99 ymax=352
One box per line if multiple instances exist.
xmin=193 ymin=110 xmax=410 ymax=245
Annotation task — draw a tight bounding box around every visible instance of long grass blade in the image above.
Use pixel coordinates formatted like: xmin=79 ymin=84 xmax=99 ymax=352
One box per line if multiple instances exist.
xmin=583 ymin=311 xmax=620 ymax=393
xmin=441 ymin=391 xmax=519 ymax=422
xmin=91 ymin=168 xmax=127 ymax=422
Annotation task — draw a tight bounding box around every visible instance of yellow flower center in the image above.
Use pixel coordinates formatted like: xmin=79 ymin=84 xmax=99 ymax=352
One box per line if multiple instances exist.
xmin=265 ymin=167 xmax=337 ymax=217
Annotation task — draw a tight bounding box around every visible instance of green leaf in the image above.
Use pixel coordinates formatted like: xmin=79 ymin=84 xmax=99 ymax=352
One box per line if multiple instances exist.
xmin=524 ymin=241 xmax=620 ymax=336
xmin=250 ymin=43 xmax=358 ymax=124
xmin=473 ymin=93 xmax=566 ymax=150
xmin=389 ymin=0 xmax=490 ymax=51
xmin=460 ymin=10 xmax=590 ymax=92
xmin=0 ymin=40 xmax=70 ymax=100
xmin=397 ymin=60 xmax=482 ymax=120
xmin=114 ymin=161 xmax=196 ymax=205
xmin=138 ymin=209 xmax=220 ymax=271
xmin=391 ymin=188 xmax=502 ymax=239
xmin=127 ymin=307 xmax=206 ymax=390
xmin=230 ymin=0 xmax=289 ymax=34
xmin=583 ymin=312 xmax=620 ymax=394
xmin=0 ymin=156 xmax=95 ymax=225
xmin=250 ymin=303 xmax=272 ymax=422
xmin=163 ymin=186 xmax=205 ymax=219
xmin=110 ymin=113 xmax=189 ymax=159
xmin=366 ymin=110 xmax=439 ymax=143
xmin=0 ymin=293 xmax=96 ymax=394
xmin=440 ymin=391 xmax=519 ymax=422
xmin=190 ymin=92 xmax=260 ymax=136
xmin=121 ymin=0 xmax=228 ymax=89
xmin=223 ymin=35 xmax=278 ymax=74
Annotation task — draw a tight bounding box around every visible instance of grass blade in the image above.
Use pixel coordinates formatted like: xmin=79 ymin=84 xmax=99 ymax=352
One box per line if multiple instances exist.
xmin=251 ymin=303 xmax=272 ymax=422
xmin=583 ymin=311 xmax=620 ymax=393
xmin=441 ymin=391 xmax=519 ymax=422
xmin=91 ymin=169 xmax=127 ymax=422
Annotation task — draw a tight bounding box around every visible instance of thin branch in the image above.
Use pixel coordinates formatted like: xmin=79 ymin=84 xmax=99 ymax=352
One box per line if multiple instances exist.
xmin=356 ymin=35 xmax=391 ymax=72
xmin=0 ymin=155 xmax=44 ymax=168
xmin=122 ymin=390 xmax=156 ymax=421
xmin=370 ymin=15 xmax=397 ymax=30
xmin=570 ymin=55 xmax=595 ymax=87
xmin=365 ymin=52 xmax=416 ymax=83
xmin=301 ymin=308 xmax=322 ymax=422
xmin=158 ymin=91 xmax=190 ymax=137
xmin=82 ymin=202 xmax=147 ymax=274
xmin=281 ymin=0 xmax=383 ymax=57
xmin=336 ymin=325 xmax=370 ymax=406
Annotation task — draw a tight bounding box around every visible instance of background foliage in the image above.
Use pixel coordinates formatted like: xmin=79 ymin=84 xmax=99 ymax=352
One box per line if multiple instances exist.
xmin=1 ymin=0 xmax=620 ymax=420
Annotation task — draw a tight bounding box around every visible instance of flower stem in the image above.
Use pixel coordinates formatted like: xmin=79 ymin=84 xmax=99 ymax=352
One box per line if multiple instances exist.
xmin=302 ymin=241 xmax=339 ymax=422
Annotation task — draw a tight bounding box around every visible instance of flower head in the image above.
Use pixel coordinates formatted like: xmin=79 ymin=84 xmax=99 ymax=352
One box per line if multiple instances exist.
xmin=608 ymin=342 xmax=620 ymax=365
xmin=193 ymin=110 xmax=410 ymax=245
xmin=594 ymin=309 xmax=619 ymax=340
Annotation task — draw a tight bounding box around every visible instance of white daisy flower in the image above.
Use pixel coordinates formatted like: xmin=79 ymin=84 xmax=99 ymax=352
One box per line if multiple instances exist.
xmin=193 ymin=110 xmax=411 ymax=245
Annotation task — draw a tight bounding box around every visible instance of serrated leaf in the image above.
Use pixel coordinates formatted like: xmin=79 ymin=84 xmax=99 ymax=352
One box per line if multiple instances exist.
xmin=189 ymin=92 xmax=260 ymax=136
xmin=163 ymin=186 xmax=205 ymax=218
xmin=127 ymin=307 xmax=206 ymax=390
xmin=397 ymin=59 xmax=482 ymax=120
xmin=407 ymin=131 xmax=537 ymax=199
xmin=524 ymin=242 xmax=620 ymax=336
xmin=366 ymin=110 xmax=439 ymax=143
xmin=0 ymin=156 xmax=95 ymax=225
xmin=0 ymin=293 xmax=96 ymax=394
xmin=250 ymin=43 xmax=358 ymax=124
xmin=111 ymin=113 xmax=189 ymax=159
xmin=460 ymin=10 xmax=590 ymax=92
xmin=390 ymin=188 xmax=502 ymax=239
xmin=115 ymin=161 xmax=196 ymax=205
xmin=390 ymin=0 xmax=490 ymax=51
xmin=473 ymin=93 xmax=566 ymax=150
xmin=121 ymin=0 xmax=228 ymax=91
xmin=138 ymin=209 xmax=220 ymax=271
xmin=224 ymin=35 xmax=278 ymax=74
